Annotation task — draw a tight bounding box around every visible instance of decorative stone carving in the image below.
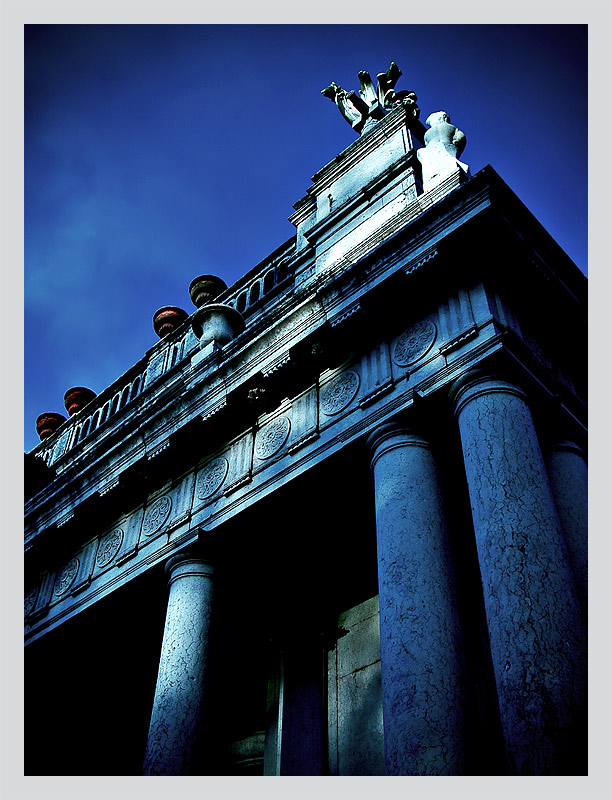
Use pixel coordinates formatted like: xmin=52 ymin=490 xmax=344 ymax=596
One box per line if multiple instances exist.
xmin=96 ymin=527 xmax=124 ymax=567
xmin=372 ymin=62 xmax=419 ymax=114
xmin=320 ymin=370 xmax=360 ymax=416
xmin=54 ymin=558 xmax=80 ymax=596
xmin=24 ymin=586 xmax=38 ymax=616
xmin=392 ymin=321 xmax=437 ymax=367
xmin=143 ymin=495 xmax=173 ymax=536
xmin=417 ymin=112 xmax=469 ymax=192
xmin=255 ymin=416 xmax=291 ymax=460
xmin=196 ymin=457 xmax=229 ymax=500
xmin=322 ymin=62 xmax=418 ymax=136
xmin=321 ymin=82 xmax=371 ymax=134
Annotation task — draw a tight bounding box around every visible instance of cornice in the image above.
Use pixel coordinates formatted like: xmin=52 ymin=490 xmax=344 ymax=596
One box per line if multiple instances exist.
xmin=25 ymin=173 xmax=496 ymax=532
xmin=25 ymin=166 xmax=587 ymax=589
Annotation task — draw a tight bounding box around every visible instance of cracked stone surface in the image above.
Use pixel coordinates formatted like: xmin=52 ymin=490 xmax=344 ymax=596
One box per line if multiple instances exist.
xmin=142 ymin=557 xmax=214 ymax=775
xmin=455 ymin=380 xmax=586 ymax=775
xmin=369 ymin=425 xmax=465 ymax=775
xmin=546 ymin=443 xmax=588 ymax=612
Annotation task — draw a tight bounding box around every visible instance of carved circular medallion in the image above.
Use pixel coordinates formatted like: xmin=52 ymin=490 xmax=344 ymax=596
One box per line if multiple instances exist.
xmin=54 ymin=558 xmax=79 ymax=596
xmin=255 ymin=416 xmax=291 ymax=460
xmin=393 ymin=321 xmax=437 ymax=367
xmin=143 ymin=495 xmax=172 ymax=536
xmin=320 ymin=370 xmax=360 ymax=416
xmin=96 ymin=527 xmax=124 ymax=567
xmin=24 ymin=586 xmax=38 ymax=616
xmin=196 ymin=457 xmax=229 ymax=500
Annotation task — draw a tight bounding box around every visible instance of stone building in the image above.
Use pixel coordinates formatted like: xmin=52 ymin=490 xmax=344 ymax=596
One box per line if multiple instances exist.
xmin=24 ymin=65 xmax=587 ymax=777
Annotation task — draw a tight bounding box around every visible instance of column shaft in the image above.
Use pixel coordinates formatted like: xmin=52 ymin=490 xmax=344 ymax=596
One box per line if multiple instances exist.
xmin=452 ymin=374 xmax=586 ymax=775
xmin=368 ymin=424 xmax=465 ymax=775
xmin=143 ymin=553 xmax=215 ymax=775
xmin=546 ymin=441 xmax=588 ymax=611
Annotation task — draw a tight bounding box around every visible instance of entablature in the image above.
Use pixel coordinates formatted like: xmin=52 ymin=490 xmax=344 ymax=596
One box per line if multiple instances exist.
xmin=25 ymin=166 xmax=587 ymax=644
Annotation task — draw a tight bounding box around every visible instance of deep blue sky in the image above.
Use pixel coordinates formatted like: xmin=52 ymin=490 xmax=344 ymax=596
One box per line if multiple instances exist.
xmin=24 ymin=24 xmax=587 ymax=452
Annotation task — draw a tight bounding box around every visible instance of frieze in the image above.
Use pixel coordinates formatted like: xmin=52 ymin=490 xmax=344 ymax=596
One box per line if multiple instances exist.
xmin=54 ymin=558 xmax=80 ymax=596
xmin=255 ymin=416 xmax=291 ymax=460
xmin=196 ymin=457 xmax=229 ymax=500
xmin=24 ymin=586 xmax=38 ymax=617
xmin=96 ymin=527 xmax=124 ymax=568
xmin=392 ymin=320 xmax=437 ymax=366
xmin=143 ymin=495 xmax=173 ymax=536
xmin=320 ymin=370 xmax=360 ymax=416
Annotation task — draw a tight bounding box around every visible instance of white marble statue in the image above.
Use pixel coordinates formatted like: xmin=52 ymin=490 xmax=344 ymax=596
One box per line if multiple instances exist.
xmin=417 ymin=111 xmax=470 ymax=192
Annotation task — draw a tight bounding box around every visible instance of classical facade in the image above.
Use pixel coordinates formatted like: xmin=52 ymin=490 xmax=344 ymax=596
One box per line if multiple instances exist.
xmin=25 ymin=64 xmax=587 ymax=776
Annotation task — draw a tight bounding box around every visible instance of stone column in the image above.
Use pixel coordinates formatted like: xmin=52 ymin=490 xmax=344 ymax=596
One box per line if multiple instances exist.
xmin=367 ymin=423 xmax=465 ymax=775
xmin=546 ymin=440 xmax=588 ymax=611
xmin=451 ymin=372 xmax=586 ymax=775
xmin=143 ymin=552 xmax=215 ymax=776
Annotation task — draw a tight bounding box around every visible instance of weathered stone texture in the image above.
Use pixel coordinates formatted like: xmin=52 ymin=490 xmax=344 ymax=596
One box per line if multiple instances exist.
xmin=453 ymin=375 xmax=586 ymax=775
xmin=332 ymin=596 xmax=385 ymax=776
xmin=142 ymin=555 xmax=214 ymax=775
xmin=546 ymin=441 xmax=588 ymax=611
xmin=368 ymin=425 xmax=465 ymax=775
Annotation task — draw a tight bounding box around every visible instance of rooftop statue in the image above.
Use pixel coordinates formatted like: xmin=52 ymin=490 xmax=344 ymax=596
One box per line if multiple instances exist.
xmin=322 ymin=62 xmax=419 ymax=135
xmin=417 ymin=111 xmax=470 ymax=191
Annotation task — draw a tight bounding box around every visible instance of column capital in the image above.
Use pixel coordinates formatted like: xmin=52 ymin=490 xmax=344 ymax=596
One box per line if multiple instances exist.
xmin=165 ymin=551 xmax=215 ymax=587
xmin=366 ymin=422 xmax=430 ymax=470
xmin=449 ymin=370 xmax=528 ymax=417
xmin=549 ymin=440 xmax=586 ymax=459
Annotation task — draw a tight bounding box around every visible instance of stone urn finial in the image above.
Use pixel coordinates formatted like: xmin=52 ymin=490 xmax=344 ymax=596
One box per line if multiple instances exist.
xmin=64 ymin=386 xmax=97 ymax=416
xmin=191 ymin=304 xmax=246 ymax=350
xmin=189 ymin=275 xmax=227 ymax=309
xmin=36 ymin=412 xmax=67 ymax=441
xmin=153 ymin=306 xmax=189 ymax=338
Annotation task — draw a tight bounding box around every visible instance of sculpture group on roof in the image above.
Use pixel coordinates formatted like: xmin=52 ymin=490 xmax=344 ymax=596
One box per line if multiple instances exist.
xmin=323 ymin=62 xmax=470 ymax=191
xmin=322 ymin=61 xmax=420 ymax=135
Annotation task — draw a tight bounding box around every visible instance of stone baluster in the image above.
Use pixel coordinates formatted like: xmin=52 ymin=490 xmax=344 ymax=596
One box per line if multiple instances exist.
xmin=546 ymin=439 xmax=588 ymax=612
xmin=143 ymin=552 xmax=215 ymax=775
xmin=367 ymin=423 xmax=465 ymax=775
xmin=450 ymin=372 xmax=587 ymax=775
